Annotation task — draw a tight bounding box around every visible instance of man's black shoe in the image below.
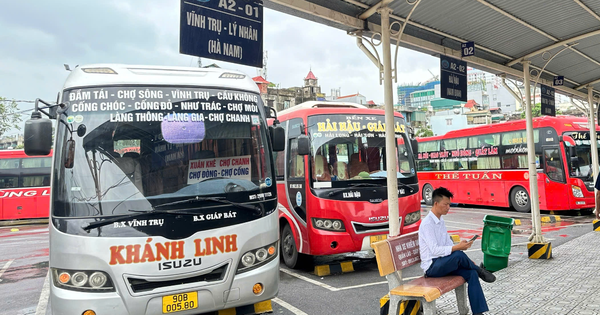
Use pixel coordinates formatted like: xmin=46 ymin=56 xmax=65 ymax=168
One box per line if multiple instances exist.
xmin=477 ymin=266 xmax=496 ymax=283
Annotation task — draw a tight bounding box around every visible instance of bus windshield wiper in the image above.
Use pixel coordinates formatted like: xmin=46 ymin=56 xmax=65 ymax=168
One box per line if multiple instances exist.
xmin=348 ymin=183 xmax=383 ymax=187
xmin=369 ymin=176 xmax=416 ymax=193
xmin=154 ymin=196 xmax=262 ymax=216
xmin=82 ymin=197 xmax=263 ymax=231
xmin=83 ymin=209 xmax=171 ymax=231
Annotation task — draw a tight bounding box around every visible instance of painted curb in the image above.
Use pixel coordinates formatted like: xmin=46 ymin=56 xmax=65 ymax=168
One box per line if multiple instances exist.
xmin=314 ymin=261 xmax=354 ymax=276
xmin=527 ymin=242 xmax=552 ymax=259
xmin=380 ymin=294 xmax=420 ymax=315
xmin=208 ymin=300 xmax=272 ymax=315
xmin=540 ymin=215 xmax=561 ymax=223
xmin=0 ymin=218 xmax=49 ymax=227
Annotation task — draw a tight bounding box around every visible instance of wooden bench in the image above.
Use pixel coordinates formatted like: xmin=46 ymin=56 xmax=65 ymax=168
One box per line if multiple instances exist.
xmin=372 ymin=233 xmax=468 ymax=315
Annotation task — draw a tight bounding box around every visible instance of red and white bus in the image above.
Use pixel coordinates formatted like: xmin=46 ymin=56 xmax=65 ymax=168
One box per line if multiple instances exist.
xmin=416 ymin=116 xmax=600 ymax=212
xmin=271 ymin=102 xmax=421 ymax=268
xmin=0 ymin=149 xmax=52 ymax=220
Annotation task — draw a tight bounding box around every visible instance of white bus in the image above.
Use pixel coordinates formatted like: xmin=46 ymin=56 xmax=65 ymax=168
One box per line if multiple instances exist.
xmin=24 ymin=64 xmax=284 ymax=315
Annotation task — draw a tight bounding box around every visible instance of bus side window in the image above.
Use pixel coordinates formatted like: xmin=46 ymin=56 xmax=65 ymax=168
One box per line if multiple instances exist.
xmin=502 ymin=156 xmax=518 ymax=169
xmin=0 ymin=176 xmax=17 ymax=188
xmin=274 ymin=152 xmax=285 ymax=180
xmin=288 ymin=139 xmax=304 ymax=179
xmin=544 ymin=148 xmax=564 ymax=182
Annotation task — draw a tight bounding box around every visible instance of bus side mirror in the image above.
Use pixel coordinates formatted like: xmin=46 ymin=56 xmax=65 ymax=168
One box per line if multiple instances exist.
xmin=560 ymin=135 xmax=577 ymax=157
xmin=270 ymin=124 xmax=285 ymax=152
xmin=24 ymin=112 xmax=53 ymax=156
xmin=410 ymin=138 xmax=418 ymax=154
xmin=297 ymin=135 xmax=310 ymax=156
xmin=266 ymin=107 xmax=277 ymax=119
xmin=64 ymin=139 xmax=75 ymax=169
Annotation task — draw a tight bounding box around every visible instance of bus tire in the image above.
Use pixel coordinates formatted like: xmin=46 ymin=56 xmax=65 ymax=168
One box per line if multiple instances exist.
xmin=423 ymin=184 xmax=434 ymax=206
xmin=510 ymin=186 xmax=531 ymax=213
xmin=281 ymin=224 xmax=310 ymax=269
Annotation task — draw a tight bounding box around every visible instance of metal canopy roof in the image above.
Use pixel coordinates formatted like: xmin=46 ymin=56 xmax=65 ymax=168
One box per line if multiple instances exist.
xmin=264 ymin=0 xmax=600 ymax=101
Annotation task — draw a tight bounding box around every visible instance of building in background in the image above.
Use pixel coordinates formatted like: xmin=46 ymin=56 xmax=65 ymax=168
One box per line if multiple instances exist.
xmin=0 ymin=134 xmax=24 ymax=150
xmin=253 ymin=76 xmax=269 ymax=95
xmin=326 ymin=88 xmax=342 ymax=101
xmin=303 ymin=70 xmax=322 ymax=100
xmin=430 ymin=104 xmax=492 ymax=136
xmin=257 ymin=70 xmax=324 ymax=112
xmin=468 ymin=68 xmax=518 ymax=113
xmin=396 ymin=80 xmax=439 ymax=109
xmin=336 ymin=93 xmax=367 ymax=105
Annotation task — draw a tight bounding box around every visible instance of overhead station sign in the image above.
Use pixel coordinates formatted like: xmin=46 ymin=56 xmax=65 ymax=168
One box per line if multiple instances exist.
xmin=180 ymin=0 xmax=263 ymax=67
xmin=440 ymin=56 xmax=467 ymax=102
xmin=540 ymin=84 xmax=556 ymax=116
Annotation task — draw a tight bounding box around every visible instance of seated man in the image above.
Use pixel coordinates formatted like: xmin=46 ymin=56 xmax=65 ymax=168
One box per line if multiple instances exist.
xmin=418 ymin=187 xmax=495 ymax=315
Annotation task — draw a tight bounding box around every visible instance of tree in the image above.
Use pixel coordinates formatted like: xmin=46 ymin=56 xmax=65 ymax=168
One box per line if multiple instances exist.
xmin=0 ymin=97 xmax=22 ymax=137
xmin=416 ymin=126 xmax=434 ymax=137
xmin=520 ymin=103 xmax=562 ymax=119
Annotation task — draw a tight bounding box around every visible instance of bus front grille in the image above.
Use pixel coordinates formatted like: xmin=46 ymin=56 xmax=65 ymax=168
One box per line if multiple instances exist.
xmin=352 ymin=221 xmax=388 ymax=234
xmin=126 ymin=263 xmax=228 ymax=293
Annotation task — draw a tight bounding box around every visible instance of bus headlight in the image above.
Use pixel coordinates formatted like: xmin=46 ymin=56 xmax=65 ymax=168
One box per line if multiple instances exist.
xmin=572 ymin=185 xmax=584 ymax=198
xmin=236 ymin=242 xmax=278 ymax=274
xmin=89 ymin=272 xmax=108 ymax=288
xmin=71 ymin=272 xmax=88 ymax=287
xmin=52 ymin=268 xmax=114 ymax=292
xmin=312 ymin=218 xmax=345 ymax=232
xmin=404 ymin=211 xmax=421 ymax=226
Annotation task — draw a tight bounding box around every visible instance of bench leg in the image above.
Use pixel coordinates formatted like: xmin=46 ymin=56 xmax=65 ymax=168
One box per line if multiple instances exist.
xmin=388 ymin=295 xmax=403 ymax=315
xmin=422 ymin=300 xmax=436 ymax=315
xmin=455 ymin=284 xmax=469 ymax=315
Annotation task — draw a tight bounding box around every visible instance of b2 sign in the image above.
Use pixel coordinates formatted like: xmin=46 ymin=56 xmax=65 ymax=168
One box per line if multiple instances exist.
xmin=461 ymin=41 xmax=475 ymax=57
xmin=180 ymin=0 xmax=263 ymax=67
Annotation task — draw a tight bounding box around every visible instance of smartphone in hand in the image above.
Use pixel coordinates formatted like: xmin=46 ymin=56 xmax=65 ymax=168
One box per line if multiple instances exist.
xmin=468 ymin=234 xmax=479 ymax=242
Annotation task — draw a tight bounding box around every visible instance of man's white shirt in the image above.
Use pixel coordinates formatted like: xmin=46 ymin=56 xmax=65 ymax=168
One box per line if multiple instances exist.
xmin=418 ymin=211 xmax=454 ymax=272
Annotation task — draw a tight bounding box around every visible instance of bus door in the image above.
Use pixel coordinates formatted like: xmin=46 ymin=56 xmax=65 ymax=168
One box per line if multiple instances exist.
xmin=462 ymin=159 xmax=482 ymax=205
xmin=285 ymin=119 xmax=309 ymax=250
xmin=542 ymin=146 xmax=569 ymax=210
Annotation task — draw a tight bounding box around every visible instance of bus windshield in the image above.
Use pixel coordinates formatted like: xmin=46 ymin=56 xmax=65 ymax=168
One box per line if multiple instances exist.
xmin=54 ymin=86 xmax=274 ymax=222
xmin=307 ymin=114 xmax=415 ymax=188
xmin=564 ymin=131 xmax=600 ymax=181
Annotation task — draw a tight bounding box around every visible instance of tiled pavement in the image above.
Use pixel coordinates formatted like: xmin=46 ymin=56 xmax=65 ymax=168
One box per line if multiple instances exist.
xmin=433 ymin=231 xmax=600 ymax=315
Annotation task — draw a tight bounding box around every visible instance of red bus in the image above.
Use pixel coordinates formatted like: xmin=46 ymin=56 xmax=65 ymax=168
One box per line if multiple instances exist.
xmin=270 ymin=102 xmax=421 ymax=268
xmin=416 ymin=116 xmax=600 ymax=212
xmin=0 ymin=149 xmax=52 ymax=220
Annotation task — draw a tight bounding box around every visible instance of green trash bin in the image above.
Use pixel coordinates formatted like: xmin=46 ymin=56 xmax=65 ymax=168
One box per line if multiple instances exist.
xmin=481 ymin=215 xmax=514 ymax=272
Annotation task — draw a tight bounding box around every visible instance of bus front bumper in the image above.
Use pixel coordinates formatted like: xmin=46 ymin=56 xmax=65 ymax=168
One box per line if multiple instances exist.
xmin=49 ymin=258 xmax=279 ymax=315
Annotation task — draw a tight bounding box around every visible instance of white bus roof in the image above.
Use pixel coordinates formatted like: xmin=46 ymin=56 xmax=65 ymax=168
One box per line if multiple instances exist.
xmin=277 ymin=101 xmax=367 ymax=115
xmin=61 ymin=64 xmax=259 ymax=93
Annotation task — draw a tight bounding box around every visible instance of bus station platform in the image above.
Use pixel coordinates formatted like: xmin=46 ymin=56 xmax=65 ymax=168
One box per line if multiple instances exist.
xmin=432 ymin=230 xmax=600 ymax=314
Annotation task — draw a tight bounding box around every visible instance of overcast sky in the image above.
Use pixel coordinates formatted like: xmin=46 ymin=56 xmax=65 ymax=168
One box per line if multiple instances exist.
xmin=1 ymin=0 xmax=439 ymax=136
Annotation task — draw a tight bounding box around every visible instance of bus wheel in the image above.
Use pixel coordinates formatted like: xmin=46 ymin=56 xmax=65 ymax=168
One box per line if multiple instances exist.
xmin=281 ymin=224 xmax=309 ymax=269
xmin=511 ymin=187 xmax=530 ymax=213
xmin=423 ymin=184 xmax=433 ymax=205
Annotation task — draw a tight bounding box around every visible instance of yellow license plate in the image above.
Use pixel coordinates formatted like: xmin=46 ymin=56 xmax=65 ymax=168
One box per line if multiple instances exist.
xmin=370 ymin=234 xmax=387 ymax=244
xmin=162 ymin=292 xmax=198 ymax=313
